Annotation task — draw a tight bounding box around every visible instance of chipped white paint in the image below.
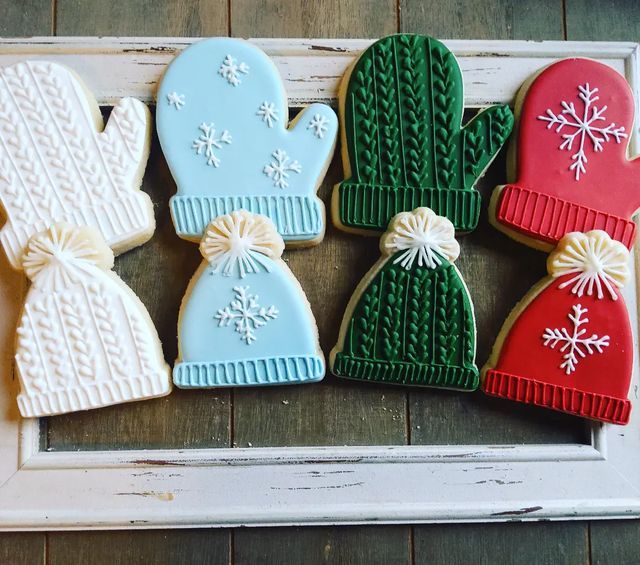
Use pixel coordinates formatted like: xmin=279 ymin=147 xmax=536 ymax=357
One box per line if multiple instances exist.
xmin=0 ymin=38 xmax=639 ymax=530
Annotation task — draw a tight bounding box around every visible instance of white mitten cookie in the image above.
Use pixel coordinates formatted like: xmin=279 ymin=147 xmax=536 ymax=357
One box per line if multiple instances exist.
xmin=157 ymin=38 xmax=338 ymax=247
xmin=0 ymin=61 xmax=154 ymax=270
xmin=15 ymin=223 xmax=171 ymax=417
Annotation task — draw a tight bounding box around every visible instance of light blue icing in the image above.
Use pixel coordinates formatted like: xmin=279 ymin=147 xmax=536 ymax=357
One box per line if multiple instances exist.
xmin=157 ymin=38 xmax=338 ymax=243
xmin=175 ymin=257 xmax=325 ymax=387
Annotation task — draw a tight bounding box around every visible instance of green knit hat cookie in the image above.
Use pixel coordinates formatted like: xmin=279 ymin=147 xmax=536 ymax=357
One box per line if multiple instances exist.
xmin=331 ymin=207 xmax=479 ymax=390
xmin=332 ymin=34 xmax=514 ymax=235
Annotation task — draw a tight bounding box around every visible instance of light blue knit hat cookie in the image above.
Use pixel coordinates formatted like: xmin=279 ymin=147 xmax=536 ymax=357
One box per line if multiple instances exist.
xmin=157 ymin=38 xmax=338 ymax=246
xmin=174 ymin=210 xmax=325 ymax=388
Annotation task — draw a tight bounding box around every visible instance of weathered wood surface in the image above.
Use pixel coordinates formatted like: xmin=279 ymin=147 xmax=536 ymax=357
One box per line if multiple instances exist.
xmin=0 ymin=0 xmax=638 ymax=564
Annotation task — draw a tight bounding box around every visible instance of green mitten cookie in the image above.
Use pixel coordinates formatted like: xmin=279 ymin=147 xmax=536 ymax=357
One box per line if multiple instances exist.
xmin=332 ymin=34 xmax=514 ymax=235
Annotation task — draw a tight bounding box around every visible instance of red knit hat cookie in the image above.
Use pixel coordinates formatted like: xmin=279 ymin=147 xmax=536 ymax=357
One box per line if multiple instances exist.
xmin=482 ymin=230 xmax=633 ymax=425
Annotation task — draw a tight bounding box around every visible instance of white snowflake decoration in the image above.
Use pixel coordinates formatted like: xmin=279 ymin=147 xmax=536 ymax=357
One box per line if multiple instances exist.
xmin=537 ymin=82 xmax=627 ymax=181
xmin=192 ymin=122 xmax=232 ymax=167
xmin=383 ymin=207 xmax=460 ymax=270
xmin=218 ymin=54 xmax=249 ymax=87
xmin=307 ymin=113 xmax=329 ymax=139
xmin=263 ymin=149 xmax=302 ymax=189
xmin=215 ymin=286 xmax=278 ymax=345
xmin=542 ymin=304 xmax=609 ymax=375
xmin=166 ymin=91 xmax=185 ymax=110
xmin=257 ymin=101 xmax=279 ymax=128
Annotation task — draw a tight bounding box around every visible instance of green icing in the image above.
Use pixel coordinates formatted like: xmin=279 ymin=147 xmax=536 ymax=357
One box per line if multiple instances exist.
xmin=332 ymin=252 xmax=479 ymax=390
xmin=337 ymin=34 xmax=514 ymax=233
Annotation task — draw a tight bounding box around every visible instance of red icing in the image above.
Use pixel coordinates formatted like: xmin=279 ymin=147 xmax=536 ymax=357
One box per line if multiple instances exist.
xmin=483 ymin=273 xmax=633 ymax=424
xmin=496 ymin=58 xmax=639 ymax=249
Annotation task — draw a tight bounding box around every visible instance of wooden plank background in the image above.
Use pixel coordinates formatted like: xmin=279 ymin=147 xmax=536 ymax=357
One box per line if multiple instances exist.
xmin=0 ymin=0 xmax=639 ymax=563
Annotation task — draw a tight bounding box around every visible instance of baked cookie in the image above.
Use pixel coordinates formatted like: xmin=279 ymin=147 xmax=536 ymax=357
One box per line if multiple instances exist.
xmin=15 ymin=223 xmax=171 ymax=417
xmin=156 ymin=38 xmax=338 ymax=247
xmin=330 ymin=207 xmax=479 ymax=390
xmin=483 ymin=230 xmax=633 ymax=425
xmin=173 ymin=210 xmax=324 ymax=387
xmin=332 ymin=34 xmax=513 ymax=235
xmin=0 ymin=61 xmax=153 ymax=270
xmin=490 ymin=58 xmax=639 ymax=250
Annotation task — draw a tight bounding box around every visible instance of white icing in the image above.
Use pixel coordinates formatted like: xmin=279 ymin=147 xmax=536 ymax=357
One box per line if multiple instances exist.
xmin=215 ymin=285 xmax=278 ymax=345
xmin=14 ymin=223 xmax=170 ymax=416
xmin=382 ymin=207 xmax=460 ymax=269
xmin=548 ymin=230 xmax=629 ymax=300
xmin=307 ymin=113 xmax=329 ymax=139
xmin=0 ymin=61 xmax=152 ymax=270
xmin=257 ymin=101 xmax=279 ymax=128
xmin=537 ymin=83 xmax=627 ymax=181
xmin=542 ymin=303 xmax=609 ymax=375
xmin=167 ymin=91 xmax=185 ymax=110
xmin=199 ymin=210 xmax=284 ymax=278
xmin=263 ymin=149 xmax=302 ymax=189
xmin=192 ymin=122 xmax=232 ymax=167
xmin=218 ymin=54 xmax=249 ymax=87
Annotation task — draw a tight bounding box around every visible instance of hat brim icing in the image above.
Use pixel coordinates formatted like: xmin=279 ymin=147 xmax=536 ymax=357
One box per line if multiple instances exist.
xmin=336 ymin=181 xmax=481 ymax=233
xmin=173 ymin=355 xmax=325 ymax=388
xmin=483 ymin=368 xmax=632 ymax=425
xmin=332 ymin=353 xmax=479 ymax=391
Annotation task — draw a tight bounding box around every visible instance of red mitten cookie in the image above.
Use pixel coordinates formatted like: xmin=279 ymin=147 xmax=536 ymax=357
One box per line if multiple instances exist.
xmin=482 ymin=230 xmax=633 ymax=425
xmin=490 ymin=58 xmax=639 ymax=250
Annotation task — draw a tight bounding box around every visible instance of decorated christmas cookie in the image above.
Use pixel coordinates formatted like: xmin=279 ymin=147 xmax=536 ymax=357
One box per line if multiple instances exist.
xmin=332 ymin=34 xmax=514 ymax=235
xmin=490 ymin=58 xmax=640 ymax=250
xmin=483 ymin=231 xmax=633 ymax=425
xmin=173 ymin=210 xmax=324 ymax=387
xmin=330 ymin=207 xmax=479 ymax=390
xmin=14 ymin=223 xmax=171 ymax=417
xmin=0 ymin=61 xmax=154 ymax=270
xmin=157 ymin=38 xmax=338 ymax=247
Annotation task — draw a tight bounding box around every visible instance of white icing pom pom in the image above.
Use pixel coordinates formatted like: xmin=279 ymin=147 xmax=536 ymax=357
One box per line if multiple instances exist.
xmin=22 ymin=223 xmax=114 ymax=289
xmin=548 ymin=230 xmax=630 ymax=300
xmin=382 ymin=207 xmax=460 ymax=269
xmin=200 ymin=210 xmax=284 ymax=278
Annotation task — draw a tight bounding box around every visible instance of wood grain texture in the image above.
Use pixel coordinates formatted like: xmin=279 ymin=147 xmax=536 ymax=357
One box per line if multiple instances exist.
xmin=566 ymin=0 xmax=640 ymax=40
xmin=414 ymin=522 xmax=588 ymax=565
xmin=0 ymin=0 xmax=51 ymax=36
xmin=48 ymin=529 xmax=230 ymax=565
xmin=399 ymin=0 xmax=564 ymax=39
xmin=235 ymin=526 xmax=409 ymax=565
xmin=0 ymin=533 xmax=44 ymax=565
xmin=590 ymin=520 xmax=640 ymax=565
xmin=231 ymin=0 xmax=397 ymax=37
xmin=56 ymin=0 xmax=228 ymax=36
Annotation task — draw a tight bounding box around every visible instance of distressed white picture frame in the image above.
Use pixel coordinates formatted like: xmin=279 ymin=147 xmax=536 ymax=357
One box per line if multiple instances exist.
xmin=0 ymin=38 xmax=639 ymax=530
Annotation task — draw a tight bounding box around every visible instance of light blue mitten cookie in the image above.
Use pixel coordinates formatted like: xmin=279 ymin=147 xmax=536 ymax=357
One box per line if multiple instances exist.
xmin=157 ymin=38 xmax=338 ymax=246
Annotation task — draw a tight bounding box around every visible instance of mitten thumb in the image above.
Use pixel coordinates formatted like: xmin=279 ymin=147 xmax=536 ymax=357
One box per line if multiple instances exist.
xmin=288 ymin=103 xmax=338 ymax=168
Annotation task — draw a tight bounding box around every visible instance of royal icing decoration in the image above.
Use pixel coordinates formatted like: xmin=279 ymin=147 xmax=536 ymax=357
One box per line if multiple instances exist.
xmin=263 ymin=149 xmax=302 ymax=189
xmin=192 ymin=122 xmax=232 ymax=167
xmin=331 ymin=207 xmax=478 ymax=390
xmin=14 ymin=223 xmax=171 ymax=417
xmin=492 ymin=58 xmax=640 ymax=250
xmin=156 ymin=38 xmax=338 ymax=245
xmin=538 ymin=83 xmax=627 ymax=180
xmin=0 ymin=61 xmax=154 ymax=270
xmin=215 ymin=285 xmax=279 ymax=344
xmin=257 ymin=101 xmax=278 ymax=128
xmin=218 ymin=54 xmax=249 ymax=86
xmin=174 ymin=210 xmax=324 ymax=388
xmin=483 ymin=230 xmax=633 ymax=425
xmin=542 ymin=304 xmax=609 ymax=375
xmin=333 ymin=34 xmax=513 ymax=234
xmin=167 ymin=91 xmax=186 ymax=110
